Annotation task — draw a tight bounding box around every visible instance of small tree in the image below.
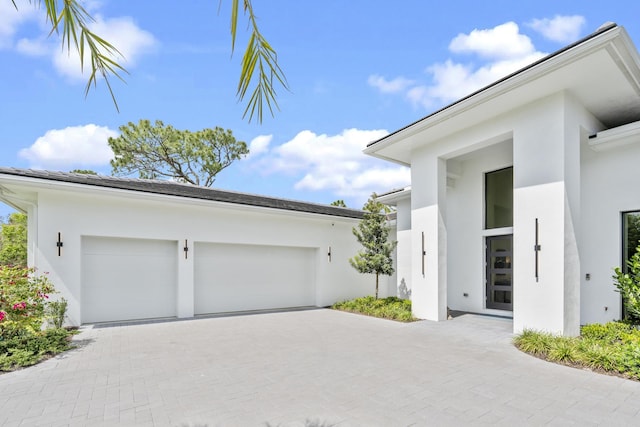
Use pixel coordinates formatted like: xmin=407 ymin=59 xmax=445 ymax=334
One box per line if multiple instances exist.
xmin=613 ymin=245 xmax=640 ymax=323
xmin=331 ymin=200 xmax=347 ymax=207
xmin=350 ymin=194 xmax=396 ymax=299
xmin=0 ymin=213 xmax=27 ymax=267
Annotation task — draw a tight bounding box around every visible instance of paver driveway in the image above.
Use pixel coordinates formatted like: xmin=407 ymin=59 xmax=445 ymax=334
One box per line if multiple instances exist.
xmin=1 ymin=309 xmax=640 ymax=426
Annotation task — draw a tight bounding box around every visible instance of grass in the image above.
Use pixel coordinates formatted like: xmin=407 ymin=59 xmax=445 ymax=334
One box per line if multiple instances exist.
xmin=331 ymin=296 xmax=417 ymax=322
xmin=0 ymin=328 xmax=76 ymax=373
xmin=514 ymin=321 xmax=640 ymax=380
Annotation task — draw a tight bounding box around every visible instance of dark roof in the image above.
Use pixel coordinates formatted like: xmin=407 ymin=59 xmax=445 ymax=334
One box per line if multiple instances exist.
xmin=367 ymin=22 xmax=619 ymax=148
xmin=0 ymin=167 xmax=364 ymax=219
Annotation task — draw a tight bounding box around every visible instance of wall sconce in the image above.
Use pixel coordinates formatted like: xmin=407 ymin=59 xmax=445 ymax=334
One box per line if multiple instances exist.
xmin=327 ymin=246 xmax=332 ymax=263
xmin=183 ymin=239 xmax=189 ymax=259
xmin=56 ymin=232 xmax=63 ymax=256
xmin=534 ymin=218 xmax=542 ymax=282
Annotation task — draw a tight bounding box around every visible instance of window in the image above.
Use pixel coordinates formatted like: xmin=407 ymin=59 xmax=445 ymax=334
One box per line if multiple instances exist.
xmin=485 ymin=167 xmax=513 ymax=229
xmin=622 ymin=211 xmax=640 ymax=273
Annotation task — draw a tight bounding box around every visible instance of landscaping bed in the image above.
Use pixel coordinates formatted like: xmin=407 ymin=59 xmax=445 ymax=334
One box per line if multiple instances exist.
xmin=514 ymin=321 xmax=640 ymax=381
xmin=332 ymin=296 xmax=417 ymax=322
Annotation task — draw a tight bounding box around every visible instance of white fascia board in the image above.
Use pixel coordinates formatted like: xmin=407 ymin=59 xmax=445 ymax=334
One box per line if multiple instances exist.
xmin=0 ymin=174 xmax=362 ymax=224
xmin=364 ymin=26 xmax=628 ymax=157
xmin=376 ymin=188 xmax=412 ymax=205
xmin=588 ymin=120 xmax=640 ymax=151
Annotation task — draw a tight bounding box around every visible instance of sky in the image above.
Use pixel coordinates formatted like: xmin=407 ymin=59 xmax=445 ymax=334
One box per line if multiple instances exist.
xmin=2 ymin=1 xmax=640 ymax=218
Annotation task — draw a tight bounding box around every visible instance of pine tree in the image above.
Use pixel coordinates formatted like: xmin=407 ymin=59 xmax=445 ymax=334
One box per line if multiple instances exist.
xmin=349 ymin=194 xmax=396 ymax=299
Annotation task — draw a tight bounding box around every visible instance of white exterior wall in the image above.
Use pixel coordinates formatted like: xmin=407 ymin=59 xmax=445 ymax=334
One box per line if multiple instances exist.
xmin=26 ymin=186 xmax=372 ymax=325
xmin=581 ymin=134 xmax=640 ymax=324
xmin=446 ymin=141 xmax=513 ymax=315
xmin=405 ymin=92 xmax=605 ymax=334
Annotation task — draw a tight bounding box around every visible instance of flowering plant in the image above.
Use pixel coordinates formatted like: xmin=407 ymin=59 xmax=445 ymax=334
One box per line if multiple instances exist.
xmin=0 ymin=265 xmax=56 ymax=338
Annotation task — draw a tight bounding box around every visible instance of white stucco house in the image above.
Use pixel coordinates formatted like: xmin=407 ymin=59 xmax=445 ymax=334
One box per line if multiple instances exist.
xmin=0 ymin=168 xmax=384 ymax=325
xmin=365 ymin=23 xmax=640 ymax=336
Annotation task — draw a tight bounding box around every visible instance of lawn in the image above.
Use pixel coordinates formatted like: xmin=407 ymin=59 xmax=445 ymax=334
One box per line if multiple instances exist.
xmin=514 ymin=321 xmax=640 ymax=381
xmin=332 ymin=296 xmax=417 ymax=322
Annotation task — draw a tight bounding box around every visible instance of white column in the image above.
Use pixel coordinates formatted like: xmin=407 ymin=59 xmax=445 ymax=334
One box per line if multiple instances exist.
xmin=411 ymin=156 xmax=447 ymax=321
xmin=512 ymin=93 xmax=581 ymax=336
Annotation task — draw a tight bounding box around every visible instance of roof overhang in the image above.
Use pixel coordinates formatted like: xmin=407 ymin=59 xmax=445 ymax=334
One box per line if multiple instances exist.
xmin=0 ymin=168 xmax=365 ymax=221
xmin=364 ymin=24 xmax=640 ymax=165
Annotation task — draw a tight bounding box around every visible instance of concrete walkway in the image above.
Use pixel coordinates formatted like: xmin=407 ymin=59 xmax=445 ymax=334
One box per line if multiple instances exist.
xmin=1 ymin=309 xmax=640 ymax=426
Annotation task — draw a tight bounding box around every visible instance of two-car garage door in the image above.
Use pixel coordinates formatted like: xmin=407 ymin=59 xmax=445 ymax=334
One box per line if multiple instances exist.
xmin=81 ymin=237 xmax=315 ymax=323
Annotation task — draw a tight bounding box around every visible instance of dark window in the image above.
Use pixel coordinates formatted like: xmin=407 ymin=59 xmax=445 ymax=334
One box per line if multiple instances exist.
xmin=485 ymin=167 xmax=513 ymax=229
xmin=622 ymin=211 xmax=640 ymax=273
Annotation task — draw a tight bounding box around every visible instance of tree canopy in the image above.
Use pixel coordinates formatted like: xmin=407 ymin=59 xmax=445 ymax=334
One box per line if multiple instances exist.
xmin=330 ymin=200 xmax=347 ymax=208
xmin=108 ymin=119 xmax=248 ymax=187
xmin=349 ymin=195 xmax=396 ymax=299
xmin=10 ymin=0 xmax=287 ymax=123
xmin=0 ymin=213 xmax=27 ymax=267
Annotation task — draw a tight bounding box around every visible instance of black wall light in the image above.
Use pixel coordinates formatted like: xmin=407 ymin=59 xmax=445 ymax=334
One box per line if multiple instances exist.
xmin=56 ymin=232 xmax=63 ymax=256
xmin=183 ymin=239 xmax=189 ymax=259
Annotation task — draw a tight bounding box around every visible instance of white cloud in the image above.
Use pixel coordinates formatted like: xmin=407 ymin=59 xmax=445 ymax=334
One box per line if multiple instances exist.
xmin=0 ymin=0 xmax=38 ymax=48
xmin=367 ymin=74 xmax=415 ymax=94
xmin=449 ymin=22 xmax=535 ymax=59
xmin=245 ymin=134 xmax=272 ymax=160
xmin=527 ymin=15 xmax=585 ymax=43
xmin=52 ymin=15 xmax=156 ymax=81
xmin=15 ymin=37 xmax=49 ymax=56
xmin=370 ymin=20 xmax=548 ymax=108
xmin=247 ymin=129 xmax=410 ymax=203
xmin=19 ymin=124 xmax=117 ymax=168
xmin=2 ymin=3 xmax=156 ymax=81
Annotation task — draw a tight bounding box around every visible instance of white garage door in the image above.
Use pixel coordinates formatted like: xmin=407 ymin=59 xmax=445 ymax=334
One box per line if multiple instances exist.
xmin=81 ymin=237 xmax=177 ymax=323
xmin=194 ymin=243 xmax=315 ymax=314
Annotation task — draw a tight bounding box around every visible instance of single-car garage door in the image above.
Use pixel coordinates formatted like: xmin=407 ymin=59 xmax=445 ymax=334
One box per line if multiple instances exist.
xmin=81 ymin=236 xmax=178 ymax=323
xmin=194 ymin=242 xmax=315 ymax=314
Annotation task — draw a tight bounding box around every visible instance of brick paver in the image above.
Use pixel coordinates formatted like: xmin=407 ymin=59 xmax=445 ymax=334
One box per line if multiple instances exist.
xmin=1 ymin=309 xmax=640 ymax=426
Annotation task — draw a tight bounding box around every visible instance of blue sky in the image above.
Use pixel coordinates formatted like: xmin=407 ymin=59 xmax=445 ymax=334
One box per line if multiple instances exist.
xmin=2 ymin=1 xmax=640 ymax=218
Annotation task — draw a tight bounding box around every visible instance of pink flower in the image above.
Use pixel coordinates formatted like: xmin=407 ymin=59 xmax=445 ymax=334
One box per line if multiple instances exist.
xmin=12 ymin=302 xmax=26 ymax=310
xmin=0 ymin=311 xmax=5 ymax=322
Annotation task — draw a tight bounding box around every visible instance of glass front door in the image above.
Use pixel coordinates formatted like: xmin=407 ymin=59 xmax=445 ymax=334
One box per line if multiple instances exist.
xmin=486 ymin=235 xmax=513 ymax=310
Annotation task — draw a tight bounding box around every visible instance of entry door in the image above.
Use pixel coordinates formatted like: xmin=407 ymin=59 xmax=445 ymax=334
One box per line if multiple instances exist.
xmin=486 ymin=235 xmax=513 ymax=310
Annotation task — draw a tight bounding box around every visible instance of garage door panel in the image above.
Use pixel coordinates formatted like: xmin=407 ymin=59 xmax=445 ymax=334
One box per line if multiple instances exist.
xmin=195 ymin=243 xmax=315 ymax=314
xmin=82 ymin=237 xmax=177 ymax=323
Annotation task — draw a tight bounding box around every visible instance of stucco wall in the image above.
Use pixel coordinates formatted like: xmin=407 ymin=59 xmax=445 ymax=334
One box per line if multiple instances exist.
xmin=25 ymin=186 xmax=373 ymax=325
xmin=581 ymin=136 xmax=640 ymax=324
xmin=446 ymin=141 xmax=513 ymax=315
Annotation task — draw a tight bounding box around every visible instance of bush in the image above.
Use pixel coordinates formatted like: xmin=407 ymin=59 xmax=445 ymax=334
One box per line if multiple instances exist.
xmin=0 ymin=328 xmax=73 ymax=371
xmin=613 ymin=245 xmax=640 ymax=323
xmin=47 ymin=298 xmax=68 ymax=329
xmin=0 ymin=266 xmax=55 ymax=338
xmin=0 ymin=266 xmax=75 ymax=372
xmin=332 ymin=296 xmax=416 ymax=322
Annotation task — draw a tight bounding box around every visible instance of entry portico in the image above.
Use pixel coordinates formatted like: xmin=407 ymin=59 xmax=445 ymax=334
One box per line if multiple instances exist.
xmin=366 ymin=23 xmax=640 ymax=335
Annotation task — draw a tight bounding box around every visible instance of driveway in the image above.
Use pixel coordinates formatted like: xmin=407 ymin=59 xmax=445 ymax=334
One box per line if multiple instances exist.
xmin=1 ymin=309 xmax=640 ymax=426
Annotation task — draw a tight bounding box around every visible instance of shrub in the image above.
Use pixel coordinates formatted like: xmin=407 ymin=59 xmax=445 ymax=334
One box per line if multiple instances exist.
xmin=581 ymin=322 xmax=634 ymax=342
xmin=613 ymin=245 xmax=640 ymax=323
xmin=0 ymin=266 xmax=55 ymax=338
xmin=0 ymin=328 xmax=73 ymax=371
xmin=47 ymin=298 xmax=68 ymax=329
xmin=513 ymin=329 xmax=554 ymax=356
